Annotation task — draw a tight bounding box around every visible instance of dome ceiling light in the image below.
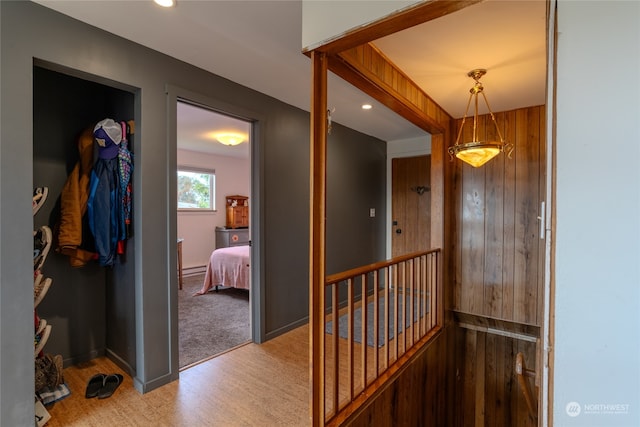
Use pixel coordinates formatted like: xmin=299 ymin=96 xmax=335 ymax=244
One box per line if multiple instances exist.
xmin=216 ymin=133 xmax=245 ymax=146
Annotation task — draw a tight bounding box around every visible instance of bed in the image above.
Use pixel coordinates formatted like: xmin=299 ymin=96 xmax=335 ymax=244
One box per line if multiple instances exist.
xmin=196 ymin=245 xmax=250 ymax=295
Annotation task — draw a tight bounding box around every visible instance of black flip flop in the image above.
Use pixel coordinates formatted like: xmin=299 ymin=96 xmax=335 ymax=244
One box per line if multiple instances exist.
xmin=85 ymin=373 xmax=106 ymax=398
xmin=98 ymin=373 xmax=123 ymax=399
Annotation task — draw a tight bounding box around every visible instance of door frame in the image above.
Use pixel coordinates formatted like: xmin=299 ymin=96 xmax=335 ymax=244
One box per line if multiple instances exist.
xmin=386 ymin=135 xmax=432 ymax=259
xmin=166 ymin=85 xmax=267 ymax=370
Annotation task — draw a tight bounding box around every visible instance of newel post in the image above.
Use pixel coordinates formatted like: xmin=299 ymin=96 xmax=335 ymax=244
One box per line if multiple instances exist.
xmin=309 ymin=50 xmax=328 ymax=427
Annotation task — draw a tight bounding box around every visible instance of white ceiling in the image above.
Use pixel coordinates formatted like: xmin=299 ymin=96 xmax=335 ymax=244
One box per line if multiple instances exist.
xmin=374 ymin=0 xmax=547 ymax=119
xmin=33 ymin=0 xmax=547 ymax=156
xmin=177 ymin=102 xmax=251 ymax=158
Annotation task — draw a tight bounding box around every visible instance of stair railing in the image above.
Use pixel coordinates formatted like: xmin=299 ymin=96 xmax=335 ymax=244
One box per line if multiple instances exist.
xmin=321 ymin=249 xmax=442 ymax=425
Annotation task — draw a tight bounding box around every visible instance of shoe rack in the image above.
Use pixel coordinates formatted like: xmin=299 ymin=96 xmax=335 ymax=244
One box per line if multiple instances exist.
xmin=33 ymin=187 xmax=68 ymax=425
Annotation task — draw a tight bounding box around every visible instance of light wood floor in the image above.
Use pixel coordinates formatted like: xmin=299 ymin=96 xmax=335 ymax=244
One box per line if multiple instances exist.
xmin=45 ymin=325 xmax=310 ymax=426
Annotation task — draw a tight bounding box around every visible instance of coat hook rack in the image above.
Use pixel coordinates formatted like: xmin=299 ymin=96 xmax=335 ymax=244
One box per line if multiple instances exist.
xmin=410 ymin=186 xmax=430 ymax=195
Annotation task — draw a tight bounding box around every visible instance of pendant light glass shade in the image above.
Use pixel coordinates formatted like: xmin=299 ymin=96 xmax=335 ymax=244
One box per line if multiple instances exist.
xmin=453 ymin=142 xmax=502 ymax=167
xmin=448 ymin=69 xmax=513 ymax=168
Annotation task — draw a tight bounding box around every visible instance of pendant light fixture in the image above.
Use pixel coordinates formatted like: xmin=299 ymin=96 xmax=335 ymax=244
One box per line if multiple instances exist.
xmin=448 ymin=69 xmax=514 ymax=168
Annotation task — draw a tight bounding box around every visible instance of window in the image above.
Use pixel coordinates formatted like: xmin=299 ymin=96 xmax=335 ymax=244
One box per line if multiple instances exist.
xmin=177 ymin=168 xmax=215 ymax=211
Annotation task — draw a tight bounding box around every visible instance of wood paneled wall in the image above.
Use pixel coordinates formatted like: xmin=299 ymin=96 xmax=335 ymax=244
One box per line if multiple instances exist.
xmin=345 ymin=330 xmax=448 ymax=427
xmin=450 ymin=105 xmax=545 ymax=427
xmin=452 ymin=105 xmax=546 ymax=326
xmin=452 ymin=326 xmax=538 ymax=427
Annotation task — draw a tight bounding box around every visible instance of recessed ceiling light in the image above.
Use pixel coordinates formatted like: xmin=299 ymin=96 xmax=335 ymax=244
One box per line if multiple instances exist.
xmin=154 ymin=0 xmax=175 ymax=7
xmin=361 ymin=104 xmax=372 ymax=110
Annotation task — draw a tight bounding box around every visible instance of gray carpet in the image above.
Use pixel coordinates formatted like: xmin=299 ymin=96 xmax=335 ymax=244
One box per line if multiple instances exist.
xmin=326 ymin=292 xmax=428 ymax=347
xmin=178 ymin=274 xmax=250 ymax=368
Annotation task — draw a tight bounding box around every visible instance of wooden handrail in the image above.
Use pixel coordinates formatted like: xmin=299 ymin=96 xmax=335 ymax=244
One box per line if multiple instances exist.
xmin=325 ymin=249 xmax=440 ymax=284
xmin=515 ymin=352 xmax=537 ymax=419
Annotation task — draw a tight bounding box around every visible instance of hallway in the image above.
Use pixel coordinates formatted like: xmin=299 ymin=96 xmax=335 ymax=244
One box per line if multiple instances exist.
xmin=45 ymin=326 xmax=309 ymax=426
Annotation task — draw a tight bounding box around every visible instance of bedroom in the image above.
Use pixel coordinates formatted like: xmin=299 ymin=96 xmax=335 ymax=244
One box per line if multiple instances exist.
xmin=176 ymin=101 xmax=252 ymax=367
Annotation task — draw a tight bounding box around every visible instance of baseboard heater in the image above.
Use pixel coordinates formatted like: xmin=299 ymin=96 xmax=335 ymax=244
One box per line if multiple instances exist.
xmin=183 ymin=265 xmax=206 ymax=277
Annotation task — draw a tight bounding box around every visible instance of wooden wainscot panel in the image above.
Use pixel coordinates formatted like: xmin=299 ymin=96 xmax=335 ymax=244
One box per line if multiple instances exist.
xmin=453 ymin=323 xmax=539 ymax=427
xmin=344 ymin=329 xmax=448 ymax=427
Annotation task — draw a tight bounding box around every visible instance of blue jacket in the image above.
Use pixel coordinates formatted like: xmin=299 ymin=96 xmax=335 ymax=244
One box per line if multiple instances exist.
xmin=88 ymin=157 xmax=120 ymax=266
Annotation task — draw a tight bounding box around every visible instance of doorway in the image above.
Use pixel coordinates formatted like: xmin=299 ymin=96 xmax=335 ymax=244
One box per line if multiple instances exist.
xmin=391 ymin=155 xmax=431 ymax=257
xmin=176 ymin=100 xmax=252 ymax=369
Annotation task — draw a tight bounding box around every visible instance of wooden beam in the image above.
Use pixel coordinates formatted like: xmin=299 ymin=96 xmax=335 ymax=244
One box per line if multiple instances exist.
xmin=303 ymin=0 xmax=484 ymax=55
xmin=309 ymin=50 xmax=328 ymax=427
xmin=328 ymin=44 xmax=450 ymax=135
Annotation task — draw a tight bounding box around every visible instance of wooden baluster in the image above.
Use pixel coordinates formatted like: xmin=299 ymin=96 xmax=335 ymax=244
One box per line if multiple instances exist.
xmin=384 ymin=266 xmax=390 ymax=370
xmin=360 ymin=273 xmax=367 ymax=391
xmin=348 ymin=278 xmax=354 ymax=403
xmin=394 ymin=264 xmax=400 ymax=361
xmin=409 ymin=258 xmax=414 ymax=347
xmin=331 ymin=282 xmax=339 ymax=417
xmin=373 ymin=269 xmax=379 ymax=378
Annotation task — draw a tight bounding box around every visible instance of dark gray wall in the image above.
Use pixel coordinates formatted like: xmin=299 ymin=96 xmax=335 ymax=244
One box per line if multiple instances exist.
xmin=0 ymin=2 xmax=387 ymax=425
xmin=326 ymin=125 xmax=387 ymax=275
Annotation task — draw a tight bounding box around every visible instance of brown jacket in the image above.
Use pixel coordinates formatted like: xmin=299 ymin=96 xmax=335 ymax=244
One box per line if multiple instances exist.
xmin=56 ymin=127 xmax=96 ymax=267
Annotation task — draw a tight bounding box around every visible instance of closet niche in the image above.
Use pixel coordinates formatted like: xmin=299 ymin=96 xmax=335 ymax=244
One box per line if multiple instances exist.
xmin=33 ymin=65 xmax=136 ymax=376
